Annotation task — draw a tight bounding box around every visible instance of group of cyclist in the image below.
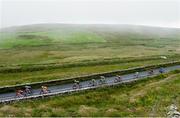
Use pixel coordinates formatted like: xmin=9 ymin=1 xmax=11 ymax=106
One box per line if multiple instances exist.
xmin=76 ymin=67 xmax=165 ymax=88
xmin=15 ymin=67 xmax=165 ymax=97
xmin=87 ymin=76 xmax=106 ymax=87
xmin=15 ymin=85 xmax=33 ymax=97
xmin=15 ymin=85 xmax=51 ymax=98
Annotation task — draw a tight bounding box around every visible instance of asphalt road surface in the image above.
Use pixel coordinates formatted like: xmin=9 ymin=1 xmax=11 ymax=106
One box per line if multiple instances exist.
xmin=0 ymin=65 xmax=179 ymax=103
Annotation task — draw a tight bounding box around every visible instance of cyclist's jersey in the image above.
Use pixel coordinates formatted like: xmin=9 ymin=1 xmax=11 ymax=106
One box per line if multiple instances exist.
xmin=17 ymin=90 xmax=23 ymax=94
xmin=101 ymin=76 xmax=105 ymax=79
xmin=149 ymin=70 xmax=153 ymax=74
xmin=92 ymin=79 xmax=96 ymax=82
xmin=159 ymin=68 xmax=164 ymax=73
xmin=135 ymin=72 xmax=139 ymax=75
xmin=25 ymin=86 xmax=31 ymax=91
xmin=160 ymin=68 xmax=163 ymax=70
xmin=74 ymin=80 xmax=79 ymax=83
xmin=100 ymin=78 xmax=105 ymax=83
xmin=42 ymin=86 xmax=48 ymax=91
xmin=25 ymin=86 xmax=31 ymax=89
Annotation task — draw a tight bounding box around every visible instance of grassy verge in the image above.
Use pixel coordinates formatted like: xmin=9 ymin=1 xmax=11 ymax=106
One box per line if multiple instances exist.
xmin=0 ymin=54 xmax=180 ymax=73
xmin=0 ymin=71 xmax=179 ymax=117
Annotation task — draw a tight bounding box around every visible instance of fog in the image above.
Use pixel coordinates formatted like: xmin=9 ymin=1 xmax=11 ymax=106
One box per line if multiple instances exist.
xmin=0 ymin=0 xmax=180 ymax=28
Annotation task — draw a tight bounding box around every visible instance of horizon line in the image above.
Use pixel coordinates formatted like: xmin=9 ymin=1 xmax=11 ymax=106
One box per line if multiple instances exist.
xmin=1 ymin=22 xmax=180 ymax=29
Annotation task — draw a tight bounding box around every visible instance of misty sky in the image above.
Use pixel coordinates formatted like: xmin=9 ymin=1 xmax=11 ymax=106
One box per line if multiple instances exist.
xmin=0 ymin=0 xmax=180 ymax=28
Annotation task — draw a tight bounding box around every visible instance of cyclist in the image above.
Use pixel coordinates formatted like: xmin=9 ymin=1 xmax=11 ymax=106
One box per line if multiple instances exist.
xmin=73 ymin=80 xmax=81 ymax=89
xmin=24 ymin=85 xmax=32 ymax=95
xmin=89 ymin=79 xmax=97 ymax=87
xmin=92 ymin=79 xmax=96 ymax=86
xmin=99 ymin=76 xmax=106 ymax=85
xmin=15 ymin=89 xmax=24 ymax=98
xmin=159 ymin=67 xmax=165 ymax=73
xmin=114 ymin=75 xmax=122 ymax=83
xmin=40 ymin=85 xmax=50 ymax=94
xmin=74 ymin=80 xmax=80 ymax=85
xmin=134 ymin=72 xmax=139 ymax=78
xmin=148 ymin=70 xmax=154 ymax=75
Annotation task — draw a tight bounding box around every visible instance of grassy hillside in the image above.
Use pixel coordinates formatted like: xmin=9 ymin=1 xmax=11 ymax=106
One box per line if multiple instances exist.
xmin=0 ymin=24 xmax=179 ymax=117
xmin=0 ymin=24 xmax=179 ymax=86
xmin=0 ymin=24 xmax=179 ymax=65
xmin=0 ymin=72 xmax=179 ymax=117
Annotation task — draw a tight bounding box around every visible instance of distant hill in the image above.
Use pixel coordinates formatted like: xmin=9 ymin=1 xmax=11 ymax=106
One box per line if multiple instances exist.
xmin=0 ymin=24 xmax=180 ymax=48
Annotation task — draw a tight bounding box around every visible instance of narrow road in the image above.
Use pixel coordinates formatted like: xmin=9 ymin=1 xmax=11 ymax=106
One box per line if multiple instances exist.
xmin=0 ymin=65 xmax=180 ymax=103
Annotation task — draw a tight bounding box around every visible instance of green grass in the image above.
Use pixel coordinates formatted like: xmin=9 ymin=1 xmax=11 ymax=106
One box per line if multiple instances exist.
xmin=0 ymin=24 xmax=179 ymax=66
xmin=0 ymin=24 xmax=179 ymax=117
xmin=0 ymin=72 xmax=179 ymax=117
xmin=0 ymin=24 xmax=179 ymax=87
xmin=0 ymin=55 xmax=179 ymax=87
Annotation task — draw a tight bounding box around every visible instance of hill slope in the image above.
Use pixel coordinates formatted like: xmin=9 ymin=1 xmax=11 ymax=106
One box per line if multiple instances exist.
xmin=0 ymin=24 xmax=179 ymax=87
xmin=0 ymin=24 xmax=180 ymax=48
xmin=0 ymin=24 xmax=179 ymax=65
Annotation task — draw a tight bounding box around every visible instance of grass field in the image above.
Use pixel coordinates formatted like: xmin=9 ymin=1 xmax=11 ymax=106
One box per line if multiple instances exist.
xmin=0 ymin=24 xmax=179 ymax=65
xmin=0 ymin=24 xmax=179 ymax=87
xmin=0 ymin=24 xmax=179 ymax=117
xmin=0 ymin=71 xmax=179 ymax=117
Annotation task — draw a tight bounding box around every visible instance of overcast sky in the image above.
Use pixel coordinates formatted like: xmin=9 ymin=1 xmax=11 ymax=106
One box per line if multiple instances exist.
xmin=0 ymin=0 xmax=180 ymax=28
